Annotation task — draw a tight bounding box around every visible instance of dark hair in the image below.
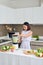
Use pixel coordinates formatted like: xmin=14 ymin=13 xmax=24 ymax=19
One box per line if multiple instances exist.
xmin=23 ymin=22 xmax=31 ymax=31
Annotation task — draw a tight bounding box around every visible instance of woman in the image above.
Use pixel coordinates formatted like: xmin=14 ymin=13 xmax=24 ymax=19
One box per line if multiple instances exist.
xmin=19 ymin=22 xmax=33 ymax=49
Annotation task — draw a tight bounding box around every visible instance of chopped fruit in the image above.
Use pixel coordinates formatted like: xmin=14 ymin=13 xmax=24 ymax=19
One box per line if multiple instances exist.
xmin=10 ymin=46 xmax=16 ymax=49
xmin=11 ymin=48 xmax=14 ymax=52
xmin=1 ymin=46 xmax=7 ymax=51
xmin=6 ymin=46 xmax=10 ymax=50
xmin=37 ymin=48 xmax=43 ymax=53
xmin=27 ymin=50 xmax=31 ymax=53
xmin=35 ymin=52 xmax=42 ymax=57
xmin=1 ymin=46 xmax=10 ymax=51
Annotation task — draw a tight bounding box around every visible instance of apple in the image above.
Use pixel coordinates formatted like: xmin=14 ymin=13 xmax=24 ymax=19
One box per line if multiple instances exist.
xmin=6 ymin=46 xmax=10 ymax=50
xmin=35 ymin=52 xmax=42 ymax=57
xmin=1 ymin=46 xmax=6 ymax=51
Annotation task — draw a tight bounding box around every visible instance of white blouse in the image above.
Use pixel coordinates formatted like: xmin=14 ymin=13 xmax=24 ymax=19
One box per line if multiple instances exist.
xmin=20 ymin=30 xmax=32 ymax=49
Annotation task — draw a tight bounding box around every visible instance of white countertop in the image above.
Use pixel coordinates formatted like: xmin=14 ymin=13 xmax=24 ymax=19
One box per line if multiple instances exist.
xmin=31 ymin=40 xmax=43 ymax=42
xmin=0 ymin=35 xmax=43 ymax=45
xmin=0 ymin=41 xmax=12 ymax=45
xmin=0 ymin=48 xmax=43 ymax=59
xmin=0 ymin=35 xmax=12 ymax=45
xmin=0 ymin=48 xmax=43 ymax=65
xmin=31 ymin=36 xmax=43 ymax=42
xmin=0 ymin=35 xmax=10 ymax=39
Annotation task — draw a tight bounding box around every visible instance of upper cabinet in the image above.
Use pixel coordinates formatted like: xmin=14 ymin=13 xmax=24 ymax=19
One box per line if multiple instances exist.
xmin=0 ymin=0 xmax=41 ymax=8
xmin=0 ymin=6 xmax=7 ymax=24
xmin=22 ymin=8 xmax=33 ymax=24
xmin=14 ymin=8 xmax=33 ymax=24
xmin=6 ymin=7 xmax=15 ymax=24
xmin=14 ymin=7 xmax=43 ymax=24
xmin=0 ymin=5 xmax=43 ymax=24
xmin=32 ymin=7 xmax=43 ymax=24
xmin=14 ymin=9 xmax=24 ymax=24
xmin=0 ymin=5 xmax=15 ymax=24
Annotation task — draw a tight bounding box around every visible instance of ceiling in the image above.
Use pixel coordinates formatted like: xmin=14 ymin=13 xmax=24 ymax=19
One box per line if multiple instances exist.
xmin=0 ymin=0 xmax=43 ymax=8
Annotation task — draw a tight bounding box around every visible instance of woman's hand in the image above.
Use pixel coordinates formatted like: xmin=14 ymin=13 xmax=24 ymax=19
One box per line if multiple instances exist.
xmin=19 ymin=34 xmax=25 ymax=37
xmin=19 ymin=31 xmax=33 ymax=37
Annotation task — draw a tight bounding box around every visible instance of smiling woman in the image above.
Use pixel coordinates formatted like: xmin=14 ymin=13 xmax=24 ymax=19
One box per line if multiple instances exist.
xmin=18 ymin=22 xmax=33 ymax=49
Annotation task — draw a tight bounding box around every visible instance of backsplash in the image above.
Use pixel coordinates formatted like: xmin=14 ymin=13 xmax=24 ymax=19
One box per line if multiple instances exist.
xmin=0 ymin=24 xmax=43 ymax=36
xmin=0 ymin=25 xmax=7 ymax=36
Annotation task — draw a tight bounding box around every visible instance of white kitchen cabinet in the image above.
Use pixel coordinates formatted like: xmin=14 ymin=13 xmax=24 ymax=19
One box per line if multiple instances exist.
xmin=0 ymin=5 xmax=43 ymax=24
xmin=22 ymin=7 xmax=43 ymax=24
xmin=0 ymin=6 xmax=7 ymax=24
xmin=32 ymin=7 xmax=43 ymax=24
xmin=6 ymin=7 xmax=15 ymax=24
xmin=6 ymin=8 xmax=32 ymax=24
xmin=0 ymin=5 xmax=15 ymax=24
xmin=14 ymin=7 xmax=43 ymax=24
xmin=22 ymin=8 xmax=33 ymax=24
xmin=14 ymin=8 xmax=33 ymax=24
xmin=14 ymin=9 xmax=24 ymax=24
xmin=0 ymin=6 xmax=33 ymax=24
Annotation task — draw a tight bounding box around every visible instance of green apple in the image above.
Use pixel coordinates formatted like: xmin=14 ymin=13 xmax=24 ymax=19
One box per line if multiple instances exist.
xmin=37 ymin=48 xmax=43 ymax=53
xmin=1 ymin=46 xmax=7 ymax=51
xmin=6 ymin=46 xmax=10 ymax=50
xmin=35 ymin=52 xmax=42 ymax=57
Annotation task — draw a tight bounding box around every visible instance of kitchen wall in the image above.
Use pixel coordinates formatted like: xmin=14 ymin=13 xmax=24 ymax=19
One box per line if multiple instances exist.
xmin=0 ymin=25 xmax=7 ymax=36
xmin=11 ymin=24 xmax=43 ymax=36
xmin=0 ymin=24 xmax=43 ymax=36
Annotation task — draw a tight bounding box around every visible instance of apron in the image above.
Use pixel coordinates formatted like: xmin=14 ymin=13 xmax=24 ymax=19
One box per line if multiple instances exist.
xmin=20 ymin=30 xmax=32 ymax=49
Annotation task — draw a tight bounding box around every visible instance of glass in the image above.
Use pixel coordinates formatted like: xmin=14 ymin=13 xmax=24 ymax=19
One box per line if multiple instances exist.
xmin=12 ymin=35 xmax=18 ymax=43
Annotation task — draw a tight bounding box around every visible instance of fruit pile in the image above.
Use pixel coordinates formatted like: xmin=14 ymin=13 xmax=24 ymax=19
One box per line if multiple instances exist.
xmin=23 ymin=48 xmax=43 ymax=57
xmin=35 ymin=48 xmax=43 ymax=57
xmin=0 ymin=45 xmax=15 ymax=52
xmin=23 ymin=50 xmax=35 ymax=55
xmin=0 ymin=46 xmax=10 ymax=51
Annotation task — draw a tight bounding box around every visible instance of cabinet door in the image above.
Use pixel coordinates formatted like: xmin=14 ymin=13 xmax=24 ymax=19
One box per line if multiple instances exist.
xmin=6 ymin=8 xmax=15 ymax=24
xmin=23 ymin=8 xmax=33 ymax=24
xmin=32 ymin=7 xmax=43 ymax=24
xmin=0 ymin=6 xmax=6 ymax=24
xmin=15 ymin=8 xmax=41 ymax=24
xmin=0 ymin=6 xmax=15 ymax=24
xmin=15 ymin=8 xmax=33 ymax=24
xmin=15 ymin=9 xmax=24 ymax=24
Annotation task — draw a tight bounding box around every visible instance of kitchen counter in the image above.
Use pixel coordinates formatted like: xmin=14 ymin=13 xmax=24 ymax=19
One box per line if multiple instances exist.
xmin=0 ymin=41 xmax=12 ymax=45
xmin=0 ymin=35 xmax=12 ymax=45
xmin=0 ymin=35 xmax=43 ymax=44
xmin=0 ymin=48 xmax=43 ymax=59
xmin=31 ymin=39 xmax=43 ymax=42
xmin=31 ymin=36 xmax=43 ymax=42
xmin=0 ymin=49 xmax=43 ymax=65
xmin=31 ymin=38 xmax=43 ymax=49
xmin=0 ymin=35 xmax=43 ymax=50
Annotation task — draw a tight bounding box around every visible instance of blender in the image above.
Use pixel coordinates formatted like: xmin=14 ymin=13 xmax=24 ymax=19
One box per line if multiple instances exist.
xmin=12 ymin=32 xmax=19 ymax=49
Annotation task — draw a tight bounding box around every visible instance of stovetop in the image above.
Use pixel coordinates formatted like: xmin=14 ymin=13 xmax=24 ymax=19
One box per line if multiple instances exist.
xmin=0 ymin=39 xmax=11 ymax=43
